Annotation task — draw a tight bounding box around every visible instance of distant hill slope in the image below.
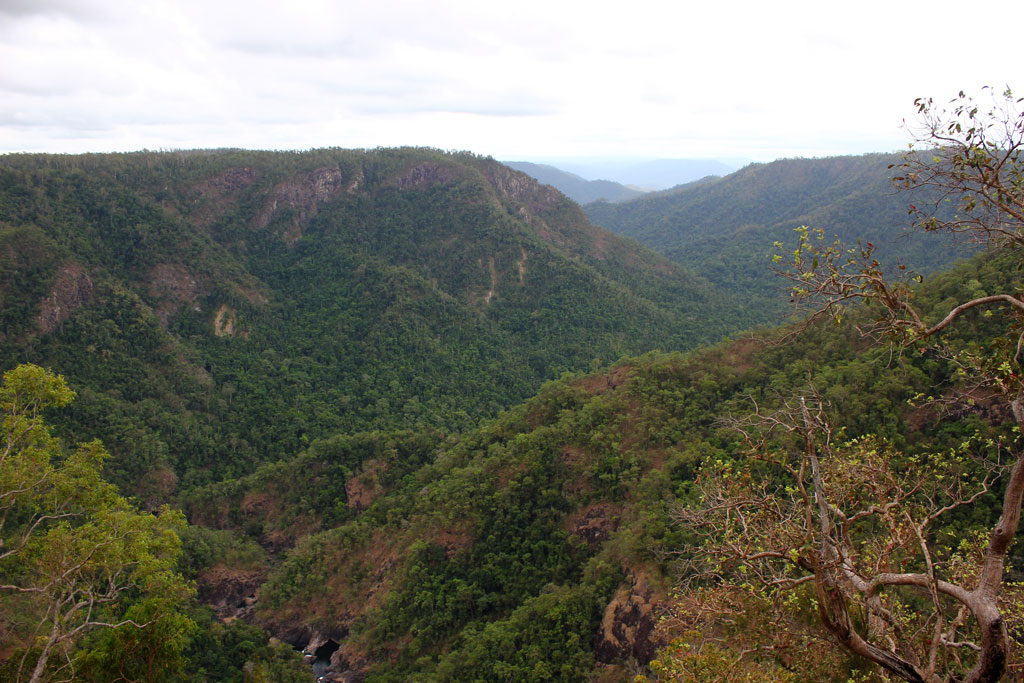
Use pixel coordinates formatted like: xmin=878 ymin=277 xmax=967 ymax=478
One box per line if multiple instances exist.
xmin=0 ymin=148 xmax=753 ymax=493
xmin=585 ymin=153 xmax=967 ymax=316
xmin=503 ymin=161 xmax=645 ymax=204
xmin=551 ymin=158 xmax=742 ymax=190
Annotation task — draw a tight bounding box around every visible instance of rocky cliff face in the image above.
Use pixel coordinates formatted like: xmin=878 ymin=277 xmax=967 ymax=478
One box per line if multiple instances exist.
xmin=187 ymin=166 xmax=259 ymax=230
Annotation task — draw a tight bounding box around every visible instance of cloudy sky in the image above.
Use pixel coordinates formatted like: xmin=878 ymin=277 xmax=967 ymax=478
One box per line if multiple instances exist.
xmin=2 ymin=0 xmax=1021 ymax=164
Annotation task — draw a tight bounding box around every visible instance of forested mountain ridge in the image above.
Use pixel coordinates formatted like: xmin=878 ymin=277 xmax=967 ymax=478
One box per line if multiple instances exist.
xmin=0 ymin=147 xmax=750 ymax=494
xmin=585 ymin=153 xmax=968 ymax=317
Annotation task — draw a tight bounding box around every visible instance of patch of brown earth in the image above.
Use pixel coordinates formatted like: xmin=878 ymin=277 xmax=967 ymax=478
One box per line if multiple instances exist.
xmin=574 ymin=365 xmax=632 ymax=396
xmin=214 ymin=304 xmax=238 ymax=337
xmin=262 ymin=529 xmax=412 ymax=676
xmin=147 ymin=263 xmax=199 ymax=326
xmin=565 ymin=502 xmax=622 ymax=547
xmin=188 ymin=166 xmax=258 ymax=230
xmin=37 ymin=264 xmax=92 ymax=334
xmin=260 ymin=528 xmax=302 ymax=554
xmin=479 ymin=256 xmax=498 ymax=305
xmin=237 ymin=489 xmax=318 ymax=551
xmin=561 ymin=446 xmax=591 ymax=468
xmin=321 ymin=528 xmax=409 ymax=618
xmin=492 ymin=459 xmax=530 ymax=491
xmin=346 ymin=167 xmax=363 ymax=193
xmin=209 ymin=166 xmax=259 ymax=193
xmin=561 ymin=447 xmax=596 ymax=498
xmin=590 ymin=663 xmax=632 ymax=683
xmin=345 ymin=459 xmax=387 ymax=512
xmin=432 ymin=521 xmax=473 ymax=559
xmin=240 ymin=489 xmax=276 ymax=519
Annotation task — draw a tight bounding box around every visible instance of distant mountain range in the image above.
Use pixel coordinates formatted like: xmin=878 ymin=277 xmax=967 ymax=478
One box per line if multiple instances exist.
xmin=503 ymin=157 xmax=746 ymax=205
xmin=529 ymin=158 xmax=744 ymax=190
xmin=502 ymin=161 xmax=645 ymax=204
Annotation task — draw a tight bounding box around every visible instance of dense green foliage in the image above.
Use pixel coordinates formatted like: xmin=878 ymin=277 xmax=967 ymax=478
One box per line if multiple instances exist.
xmin=198 ymin=246 xmax=1015 ymax=681
xmin=0 ymin=365 xmax=193 ymax=683
xmin=1 ymin=146 xmax=1016 ymax=681
xmin=0 ymin=148 xmax=751 ymax=495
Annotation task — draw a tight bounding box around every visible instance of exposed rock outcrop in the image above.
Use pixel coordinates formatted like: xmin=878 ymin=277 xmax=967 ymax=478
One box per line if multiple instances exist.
xmin=594 ymin=573 xmax=663 ymax=664
xmin=197 ymin=565 xmax=265 ymax=622
xmin=214 ymin=167 xmax=257 ymax=192
xmin=213 ymin=304 xmax=237 ymax=337
xmin=253 ymin=166 xmax=345 ymax=244
xmin=483 ymin=163 xmax=561 ymax=207
xmin=37 ymin=264 xmax=92 ymax=334
xmin=481 ymin=164 xmax=612 ymax=260
xmin=269 ymin=624 xmax=366 ymax=682
xmin=344 ymin=459 xmax=386 ymax=512
xmin=392 ymin=161 xmax=458 ymax=190
xmin=189 ymin=166 xmax=258 ymax=229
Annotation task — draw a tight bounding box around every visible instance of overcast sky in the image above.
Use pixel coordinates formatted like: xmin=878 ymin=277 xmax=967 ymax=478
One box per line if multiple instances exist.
xmin=1 ymin=0 xmax=1021 ymax=164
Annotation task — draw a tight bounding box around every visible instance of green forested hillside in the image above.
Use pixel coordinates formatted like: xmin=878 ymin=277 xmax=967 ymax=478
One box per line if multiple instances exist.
xmin=1 ymin=145 xmax=1018 ymax=683
xmin=178 ymin=245 xmax=1020 ymax=682
xmin=585 ymin=154 xmax=968 ymax=320
xmin=0 ymin=148 xmax=751 ymax=493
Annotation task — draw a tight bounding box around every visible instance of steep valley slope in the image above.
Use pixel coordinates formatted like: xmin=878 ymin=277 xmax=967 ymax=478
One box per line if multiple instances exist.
xmin=183 ymin=247 xmax=1018 ymax=681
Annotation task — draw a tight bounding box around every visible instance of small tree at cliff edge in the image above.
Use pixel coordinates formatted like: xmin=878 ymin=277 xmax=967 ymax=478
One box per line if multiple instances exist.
xmin=669 ymin=88 xmax=1024 ymax=683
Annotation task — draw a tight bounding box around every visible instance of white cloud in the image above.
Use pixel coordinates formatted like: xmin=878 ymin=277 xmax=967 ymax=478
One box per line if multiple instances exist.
xmin=1 ymin=0 xmax=1021 ymax=160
